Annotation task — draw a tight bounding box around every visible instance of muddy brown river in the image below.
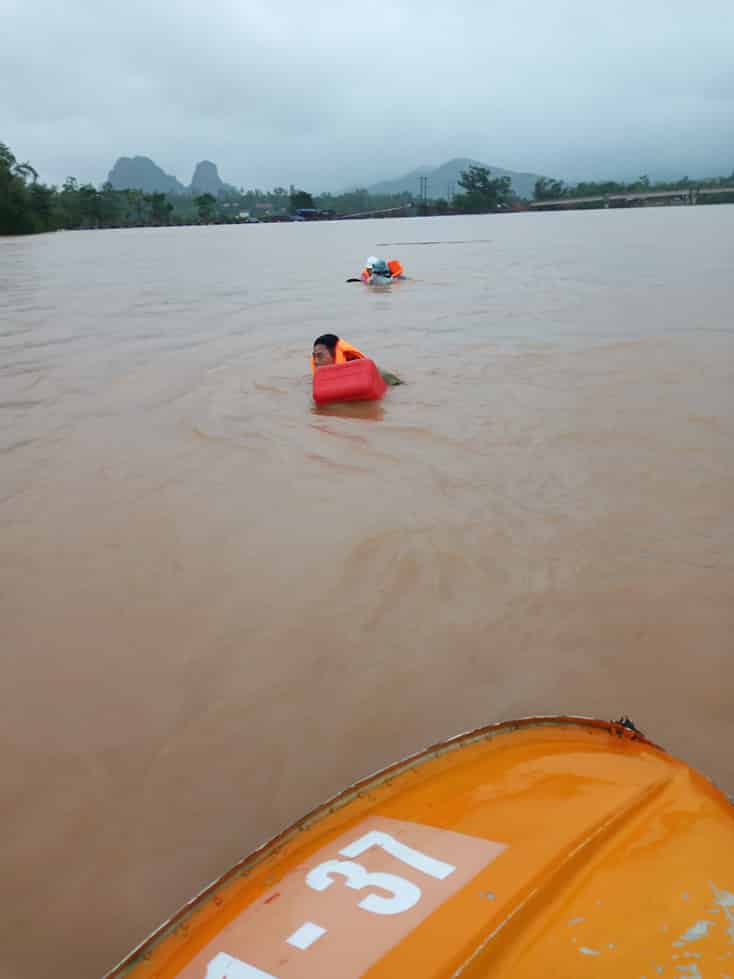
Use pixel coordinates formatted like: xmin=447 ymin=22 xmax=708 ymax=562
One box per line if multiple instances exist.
xmin=1 ymin=207 xmax=732 ymax=979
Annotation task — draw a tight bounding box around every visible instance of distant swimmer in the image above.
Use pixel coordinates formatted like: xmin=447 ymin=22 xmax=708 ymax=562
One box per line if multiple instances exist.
xmin=310 ymin=333 xmax=402 ymax=385
xmin=359 ymin=256 xmax=405 ymax=284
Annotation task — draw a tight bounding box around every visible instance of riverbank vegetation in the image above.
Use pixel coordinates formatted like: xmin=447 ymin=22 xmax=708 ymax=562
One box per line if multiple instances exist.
xmin=534 ymin=173 xmax=734 ymax=203
xmin=2 ymin=140 xmax=733 ymax=236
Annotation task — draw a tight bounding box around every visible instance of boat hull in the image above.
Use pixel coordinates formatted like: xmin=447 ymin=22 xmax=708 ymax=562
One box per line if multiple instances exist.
xmin=106 ymin=716 xmax=734 ymax=978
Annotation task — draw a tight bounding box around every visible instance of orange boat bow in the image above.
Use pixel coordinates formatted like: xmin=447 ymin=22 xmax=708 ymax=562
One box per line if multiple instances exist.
xmin=106 ymin=716 xmax=734 ymax=978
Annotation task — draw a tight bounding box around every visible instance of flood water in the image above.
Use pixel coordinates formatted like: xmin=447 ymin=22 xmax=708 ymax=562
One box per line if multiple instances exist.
xmin=1 ymin=208 xmax=733 ymax=979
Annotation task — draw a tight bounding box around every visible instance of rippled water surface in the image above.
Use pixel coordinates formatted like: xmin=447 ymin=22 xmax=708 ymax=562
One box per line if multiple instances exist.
xmin=1 ymin=208 xmax=733 ymax=979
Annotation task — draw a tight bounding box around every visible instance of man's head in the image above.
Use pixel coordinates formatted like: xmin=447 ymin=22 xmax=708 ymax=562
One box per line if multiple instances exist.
xmin=312 ymin=333 xmax=339 ymax=367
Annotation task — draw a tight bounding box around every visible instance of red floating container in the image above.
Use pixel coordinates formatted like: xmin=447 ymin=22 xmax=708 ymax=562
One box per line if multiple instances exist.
xmin=312 ymin=358 xmax=388 ymax=406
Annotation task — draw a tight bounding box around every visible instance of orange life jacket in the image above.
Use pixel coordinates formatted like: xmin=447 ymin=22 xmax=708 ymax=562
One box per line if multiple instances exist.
xmin=310 ymin=338 xmax=366 ymax=375
xmin=388 ymin=259 xmax=404 ymax=278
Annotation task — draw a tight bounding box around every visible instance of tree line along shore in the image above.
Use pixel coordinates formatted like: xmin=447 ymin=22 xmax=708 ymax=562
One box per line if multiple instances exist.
xmin=2 ymin=141 xmax=733 ymax=236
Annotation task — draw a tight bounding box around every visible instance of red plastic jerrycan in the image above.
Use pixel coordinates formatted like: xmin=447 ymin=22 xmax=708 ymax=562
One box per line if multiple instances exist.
xmin=312 ymin=358 xmax=388 ymax=406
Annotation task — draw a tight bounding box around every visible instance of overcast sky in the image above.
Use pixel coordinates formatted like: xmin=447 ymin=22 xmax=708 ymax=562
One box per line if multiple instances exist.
xmin=3 ymin=0 xmax=733 ymax=191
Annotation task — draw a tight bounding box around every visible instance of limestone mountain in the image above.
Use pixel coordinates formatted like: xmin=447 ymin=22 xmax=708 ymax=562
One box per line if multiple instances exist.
xmin=189 ymin=160 xmax=237 ymax=196
xmin=107 ymin=156 xmax=238 ymax=196
xmin=107 ymin=156 xmax=186 ymax=194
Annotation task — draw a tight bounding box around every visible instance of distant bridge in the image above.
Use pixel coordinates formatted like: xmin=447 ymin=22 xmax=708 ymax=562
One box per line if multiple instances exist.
xmin=529 ymin=186 xmax=734 ymax=210
xmin=337 ymin=203 xmax=415 ymax=220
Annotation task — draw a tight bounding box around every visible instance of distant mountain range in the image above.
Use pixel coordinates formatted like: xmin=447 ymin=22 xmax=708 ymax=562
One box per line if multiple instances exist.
xmin=106 ymin=154 xmax=543 ymax=199
xmin=366 ymin=158 xmax=543 ymax=200
xmin=107 ymin=156 xmax=237 ymax=196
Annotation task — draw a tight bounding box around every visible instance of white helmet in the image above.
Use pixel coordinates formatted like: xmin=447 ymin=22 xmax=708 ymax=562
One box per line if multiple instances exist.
xmin=366 ymin=256 xmax=378 ymax=269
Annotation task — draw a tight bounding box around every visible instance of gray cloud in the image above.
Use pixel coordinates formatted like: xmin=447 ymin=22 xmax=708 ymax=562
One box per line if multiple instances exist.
xmin=3 ymin=0 xmax=733 ymax=189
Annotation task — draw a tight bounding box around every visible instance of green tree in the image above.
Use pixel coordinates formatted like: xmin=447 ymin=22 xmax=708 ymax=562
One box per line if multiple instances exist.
xmin=572 ymin=180 xmax=624 ymax=196
xmin=194 ymin=193 xmax=216 ymax=223
xmin=0 ymin=143 xmax=45 ymax=233
xmin=453 ymin=165 xmax=512 ymax=213
xmin=78 ymin=183 xmax=102 ymax=228
xmin=270 ymin=186 xmax=289 ymax=211
xmin=124 ymin=188 xmax=150 ymax=224
xmin=99 ymin=182 xmax=123 ymax=226
xmin=29 ymin=182 xmax=54 ymax=230
xmin=14 ymin=159 xmax=38 ymax=184
xmin=145 ymin=192 xmax=173 ymax=225
xmin=533 ymin=177 xmax=566 ymax=201
xmin=289 ymin=188 xmax=314 ymax=212
xmin=56 ymin=177 xmax=83 ymax=228
xmin=0 ymin=143 xmax=25 ymax=233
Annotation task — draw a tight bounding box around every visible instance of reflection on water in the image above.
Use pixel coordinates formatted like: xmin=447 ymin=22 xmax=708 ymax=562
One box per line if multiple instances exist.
xmin=1 ymin=208 xmax=733 ymax=979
